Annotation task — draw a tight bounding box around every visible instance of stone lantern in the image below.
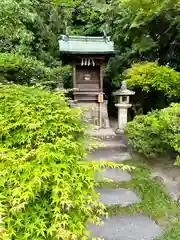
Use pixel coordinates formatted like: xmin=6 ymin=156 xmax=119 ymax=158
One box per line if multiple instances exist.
xmin=113 ymin=81 xmax=135 ymax=133
xmin=54 ymin=82 xmax=64 ymax=91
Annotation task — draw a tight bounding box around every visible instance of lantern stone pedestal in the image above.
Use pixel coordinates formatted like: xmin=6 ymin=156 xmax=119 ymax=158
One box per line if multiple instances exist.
xmin=113 ymin=84 xmax=135 ymax=133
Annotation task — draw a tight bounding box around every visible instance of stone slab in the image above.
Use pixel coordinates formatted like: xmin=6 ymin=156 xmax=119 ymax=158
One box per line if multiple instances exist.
xmin=163 ymin=181 xmax=180 ymax=201
xmin=98 ymin=168 xmax=132 ymax=182
xmin=96 ymin=188 xmax=141 ymax=206
xmin=88 ymin=148 xmax=131 ymax=162
xmin=88 ymin=214 xmax=163 ymax=240
xmin=94 ymin=139 xmax=126 ymax=148
xmin=88 ymin=128 xmax=116 ymax=138
xmin=152 ymin=172 xmax=180 ymax=201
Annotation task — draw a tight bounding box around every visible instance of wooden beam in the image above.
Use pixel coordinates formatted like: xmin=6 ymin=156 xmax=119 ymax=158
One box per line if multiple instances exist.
xmin=76 ymin=55 xmax=106 ymax=60
xmin=73 ymin=62 xmax=76 ymax=88
xmin=100 ymin=65 xmax=103 ymax=91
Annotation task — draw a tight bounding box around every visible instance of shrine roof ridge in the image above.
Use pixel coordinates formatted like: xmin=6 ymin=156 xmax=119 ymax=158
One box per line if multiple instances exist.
xmin=59 ymin=35 xmax=115 ymax=54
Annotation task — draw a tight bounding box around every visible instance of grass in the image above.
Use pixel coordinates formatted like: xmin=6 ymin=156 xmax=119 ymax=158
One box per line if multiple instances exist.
xmin=97 ymin=159 xmax=178 ymax=225
xmin=157 ymin=218 xmax=180 ymax=240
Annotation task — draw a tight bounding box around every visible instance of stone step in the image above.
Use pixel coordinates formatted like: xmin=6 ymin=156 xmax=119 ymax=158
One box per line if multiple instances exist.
xmin=91 ymin=139 xmax=126 ymax=149
xmin=96 ymin=188 xmax=141 ymax=206
xmin=88 ymin=148 xmax=131 ymax=162
xmin=97 ymin=168 xmax=131 ymax=182
xmin=89 ymin=133 xmax=123 ymax=143
xmin=88 ymin=214 xmax=163 ymax=240
xmin=88 ymin=128 xmax=116 ymax=138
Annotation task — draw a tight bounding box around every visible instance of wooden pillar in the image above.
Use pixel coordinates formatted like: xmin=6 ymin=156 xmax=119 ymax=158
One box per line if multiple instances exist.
xmin=73 ymin=62 xmax=76 ymax=89
xmin=100 ymin=64 xmax=103 ymax=91
xmin=99 ymin=63 xmax=103 ymax=128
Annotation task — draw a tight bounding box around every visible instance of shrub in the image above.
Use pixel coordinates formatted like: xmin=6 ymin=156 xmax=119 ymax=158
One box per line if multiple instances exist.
xmin=0 ymin=84 xmax=106 ymax=240
xmin=0 ymin=52 xmax=71 ymax=88
xmin=124 ymin=62 xmax=180 ymax=97
xmin=125 ymin=103 xmax=180 ymax=165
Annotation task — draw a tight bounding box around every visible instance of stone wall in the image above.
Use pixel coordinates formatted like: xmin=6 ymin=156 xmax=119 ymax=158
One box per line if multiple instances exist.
xmin=69 ymin=100 xmax=110 ymax=128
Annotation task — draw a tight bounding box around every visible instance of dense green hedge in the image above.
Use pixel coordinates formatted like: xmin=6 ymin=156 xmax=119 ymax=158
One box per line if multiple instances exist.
xmin=124 ymin=62 xmax=180 ymax=97
xmin=125 ymin=103 xmax=180 ymax=165
xmin=0 ymin=84 xmax=106 ymax=240
xmin=0 ymin=53 xmax=71 ymax=88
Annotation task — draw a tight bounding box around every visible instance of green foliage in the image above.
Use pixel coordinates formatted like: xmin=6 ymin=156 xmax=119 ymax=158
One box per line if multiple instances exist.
xmin=0 ymin=0 xmax=105 ymax=64
xmin=0 ymin=1 xmax=73 ymax=89
xmin=0 ymin=0 xmax=67 ymax=66
xmin=0 ymin=53 xmax=71 ymax=88
xmin=124 ymin=62 xmax=180 ymax=96
xmin=125 ymin=103 xmax=180 ymax=165
xmin=0 ymin=0 xmax=105 ymax=87
xmin=54 ymin=0 xmax=105 ymax=36
xmin=120 ymin=0 xmax=177 ymax=27
xmin=3 ymin=0 xmax=180 ymax=85
xmin=102 ymin=0 xmax=180 ymax=85
xmin=157 ymin=218 xmax=180 ymax=240
xmin=0 ymin=84 xmax=107 ymax=239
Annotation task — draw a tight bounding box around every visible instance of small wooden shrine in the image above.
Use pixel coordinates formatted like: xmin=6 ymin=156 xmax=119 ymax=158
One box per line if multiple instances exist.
xmin=59 ymin=35 xmax=115 ymax=128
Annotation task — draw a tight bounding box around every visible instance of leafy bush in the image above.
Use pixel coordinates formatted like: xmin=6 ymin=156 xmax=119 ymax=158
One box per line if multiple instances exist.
xmin=125 ymin=103 xmax=180 ymax=165
xmin=0 ymin=84 xmax=106 ymax=240
xmin=124 ymin=62 xmax=180 ymax=97
xmin=0 ymin=52 xmax=71 ymax=88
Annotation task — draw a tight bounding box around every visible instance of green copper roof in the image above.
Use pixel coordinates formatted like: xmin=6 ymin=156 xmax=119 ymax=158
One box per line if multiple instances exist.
xmin=59 ymin=35 xmax=115 ymax=54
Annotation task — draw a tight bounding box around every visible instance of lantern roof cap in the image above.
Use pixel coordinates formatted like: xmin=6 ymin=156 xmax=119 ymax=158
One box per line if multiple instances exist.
xmin=113 ymin=89 xmax=135 ymax=96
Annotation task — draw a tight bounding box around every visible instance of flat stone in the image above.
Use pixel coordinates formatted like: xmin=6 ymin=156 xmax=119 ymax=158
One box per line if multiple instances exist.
xmin=99 ymin=168 xmax=132 ymax=182
xmin=88 ymin=148 xmax=131 ymax=162
xmin=96 ymin=188 xmax=141 ymax=206
xmin=152 ymin=172 xmax=180 ymax=201
xmin=87 ymin=139 xmax=125 ymax=150
xmin=92 ymin=139 xmax=125 ymax=149
xmin=88 ymin=128 xmax=116 ymax=138
xmin=88 ymin=214 xmax=163 ymax=240
xmin=164 ymin=182 xmax=180 ymax=201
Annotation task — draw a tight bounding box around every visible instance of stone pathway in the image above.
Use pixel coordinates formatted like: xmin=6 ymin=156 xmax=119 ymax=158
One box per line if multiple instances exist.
xmin=88 ymin=135 xmax=163 ymax=240
xmin=96 ymin=188 xmax=141 ymax=206
xmin=100 ymin=168 xmax=132 ymax=182
xmin=88 ymin=215 xmax=162 ymax=240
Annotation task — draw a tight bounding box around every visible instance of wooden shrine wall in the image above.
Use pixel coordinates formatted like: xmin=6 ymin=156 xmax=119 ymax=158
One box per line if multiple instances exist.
xmin=76 ymin=66 xmax=100 ymax=90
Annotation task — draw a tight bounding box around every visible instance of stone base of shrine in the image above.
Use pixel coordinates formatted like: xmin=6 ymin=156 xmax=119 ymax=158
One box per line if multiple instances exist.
xmin=69 ymin=100 xmax=111 ymax=129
